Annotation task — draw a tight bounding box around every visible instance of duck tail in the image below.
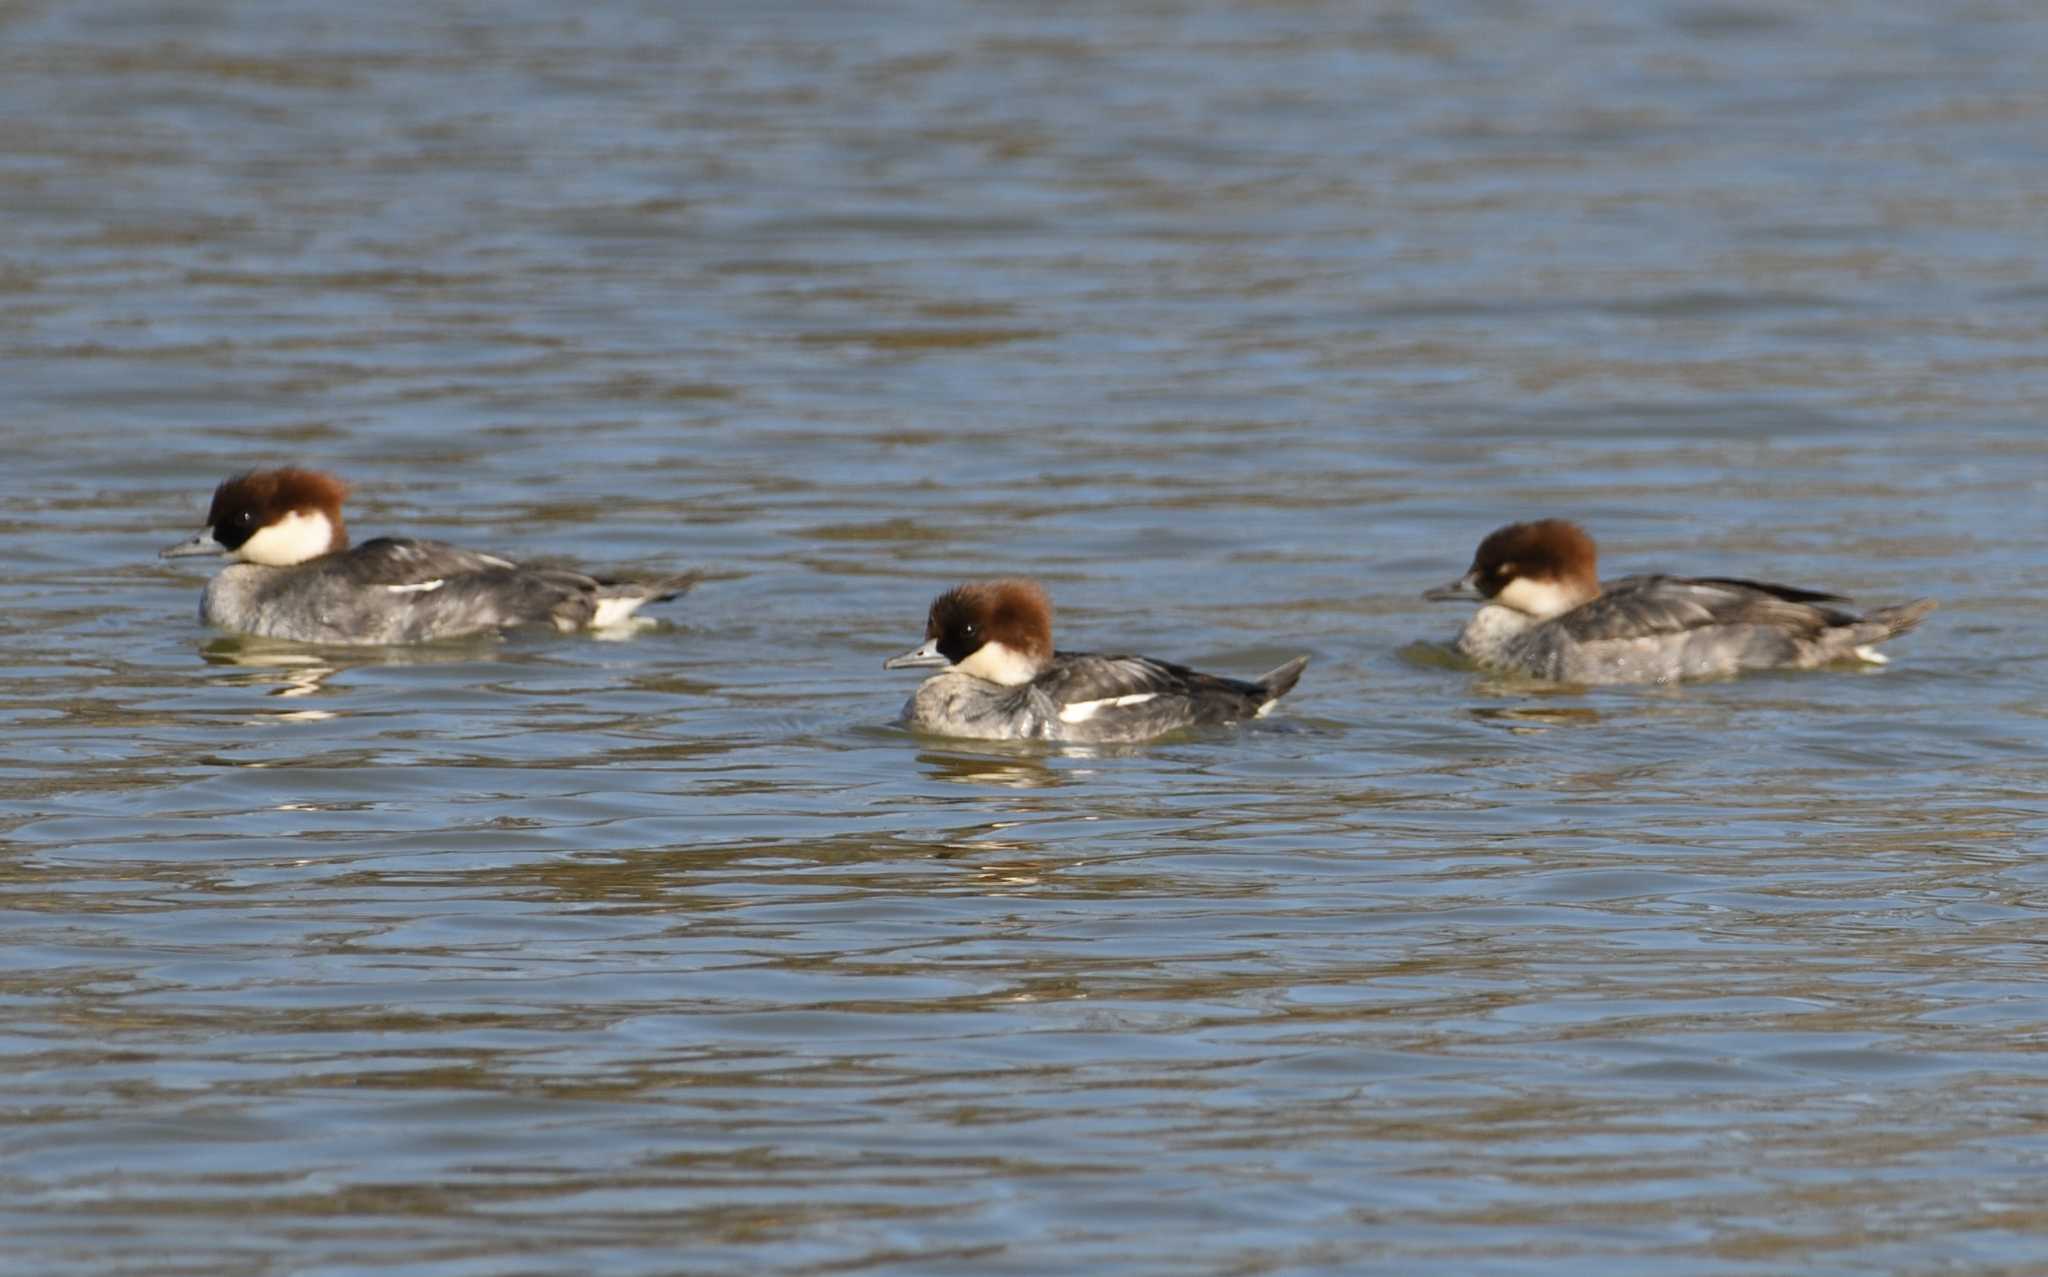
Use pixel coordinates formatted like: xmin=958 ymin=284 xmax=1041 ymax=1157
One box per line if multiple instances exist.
xmin=1255 ymin=655 xmax=1310 ymax=703
xmin=1868 ymin=598 xmax=1936 ymax=640
xmin=1838 ymin=598 xmax=1935 ymax=664
xmin=588 ymin=570 xmax=707 ymax=628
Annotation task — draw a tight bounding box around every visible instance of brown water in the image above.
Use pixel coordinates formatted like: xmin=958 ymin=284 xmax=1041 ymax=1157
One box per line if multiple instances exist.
xmin=4 ymin=1 xmax=2048 ymax=1273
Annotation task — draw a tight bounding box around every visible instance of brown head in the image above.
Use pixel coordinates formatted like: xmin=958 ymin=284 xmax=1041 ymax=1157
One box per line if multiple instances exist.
xmin=883 ymin=578 xmax=1056 ymax=685
xmin=161 ymin=467 xmax=352 ymax=566
xmin=1423 ymin=519 xmax=1601 ymax=618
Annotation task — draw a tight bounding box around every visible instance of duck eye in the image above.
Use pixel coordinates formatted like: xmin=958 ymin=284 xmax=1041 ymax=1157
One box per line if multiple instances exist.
xmin=961 ymin=623 xmax=978 ymax=638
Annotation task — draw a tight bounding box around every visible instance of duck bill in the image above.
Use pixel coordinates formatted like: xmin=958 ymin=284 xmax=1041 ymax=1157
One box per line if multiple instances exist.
xmin=883 ymin=639 xmax=950 ymax=671
xmin=1422 ymin=571 xmax=1482 ymax=602
xmin=161 ymin=529 xmax=226 ymax=559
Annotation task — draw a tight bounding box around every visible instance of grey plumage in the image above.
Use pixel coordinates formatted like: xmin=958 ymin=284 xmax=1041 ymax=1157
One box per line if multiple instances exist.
xmin=1460 ymin=575 xmax=1935 ymax=684
xmin=197 ymin=536 xmax=702 ymax=645
xmin=902 ymin=651 xmax=1307 ymax=743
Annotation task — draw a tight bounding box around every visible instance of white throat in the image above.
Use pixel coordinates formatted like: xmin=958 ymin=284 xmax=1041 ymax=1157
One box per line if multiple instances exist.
xmin=234 ymin=510 xmax=337 ymax=566
xmin=1494 ymin=575 xmax=1587 ymax=619
xmin=952 ymin=639 xmax=1042 ymax=686
xmin=1456 ymin=603 xmax=1538 ymax=664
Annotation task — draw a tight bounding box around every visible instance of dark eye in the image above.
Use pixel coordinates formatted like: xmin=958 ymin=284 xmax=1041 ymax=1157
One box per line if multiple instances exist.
xmin=233 ymin=510 xmax=256 ymax=527
xmin=961 ymin=623 xmax=978 ymax=638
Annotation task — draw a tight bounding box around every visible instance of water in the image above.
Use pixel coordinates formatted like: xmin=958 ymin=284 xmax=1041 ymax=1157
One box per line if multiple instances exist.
xmin=4 ymin=0 xmax=2048 ymax=1272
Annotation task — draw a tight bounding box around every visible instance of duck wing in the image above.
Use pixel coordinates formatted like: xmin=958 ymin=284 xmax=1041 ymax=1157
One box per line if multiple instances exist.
xmin=1039 ymin=651 xmax=1269 ymax=704
xmin=332 ymin=537 xmax=522 ymax=587
xmin=1553 ymin=575 xmax=1859 ymax=641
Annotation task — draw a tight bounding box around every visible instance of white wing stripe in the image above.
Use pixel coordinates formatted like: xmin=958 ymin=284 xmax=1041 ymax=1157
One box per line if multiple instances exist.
xmin=1058 ymin=692 xmax=1159 ymax=724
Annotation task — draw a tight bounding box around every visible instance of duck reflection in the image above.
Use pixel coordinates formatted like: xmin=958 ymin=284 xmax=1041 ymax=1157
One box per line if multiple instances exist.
xmin=196 ymin=633 xmax=494 ymax=722
xmin=199 ymin=636 xmax=342 ymax=714
xmin=1468 ymin=703 xmax=1605 ymax=733
xmin=914 ymin=745 xmax=1067 ymax=789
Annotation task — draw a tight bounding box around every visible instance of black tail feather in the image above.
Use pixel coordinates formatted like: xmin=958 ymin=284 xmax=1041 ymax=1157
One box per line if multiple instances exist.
xmin=1256 ymin=655 xmax=1310 ymax=702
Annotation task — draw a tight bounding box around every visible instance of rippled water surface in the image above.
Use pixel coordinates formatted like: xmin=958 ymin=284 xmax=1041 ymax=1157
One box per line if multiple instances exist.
xmin=5 ymin=1 xmax=2048 ymax=1272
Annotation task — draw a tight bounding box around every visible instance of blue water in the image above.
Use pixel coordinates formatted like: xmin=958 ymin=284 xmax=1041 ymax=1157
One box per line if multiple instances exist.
xmin=3 ymin=1 xmax=2047 ymax=1272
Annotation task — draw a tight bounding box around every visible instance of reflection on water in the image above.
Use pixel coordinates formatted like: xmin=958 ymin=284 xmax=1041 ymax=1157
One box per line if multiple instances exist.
xmin=198 ymin=632 xmax=520 ymax=719
xmin=3 ymin=0 xmax=2048 ymax=1273
xmin=203 ymin=640 xmax=338 ymax=705
xmin=913 ymin=746 xmax=1068 ymax=789
xmin=1468 ymin=704 xmax=1605 ymax=732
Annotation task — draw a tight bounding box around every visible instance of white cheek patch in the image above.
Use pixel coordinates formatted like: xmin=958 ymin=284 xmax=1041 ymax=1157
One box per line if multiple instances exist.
xmin=1853 ymin=645 xmax=1888 ymax=664
xmin=953 ymin=640 xmax=1043 ymax=686
xmin=1058 ymin=692 xmax=1159 ymax=724
xmin=1495 ymin=576 xmax=1583 ymax=619
xmin=385 ymin=579 xmax=444 ymax=594
xmin=234 ymin=510 xmax=336 ymax=567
